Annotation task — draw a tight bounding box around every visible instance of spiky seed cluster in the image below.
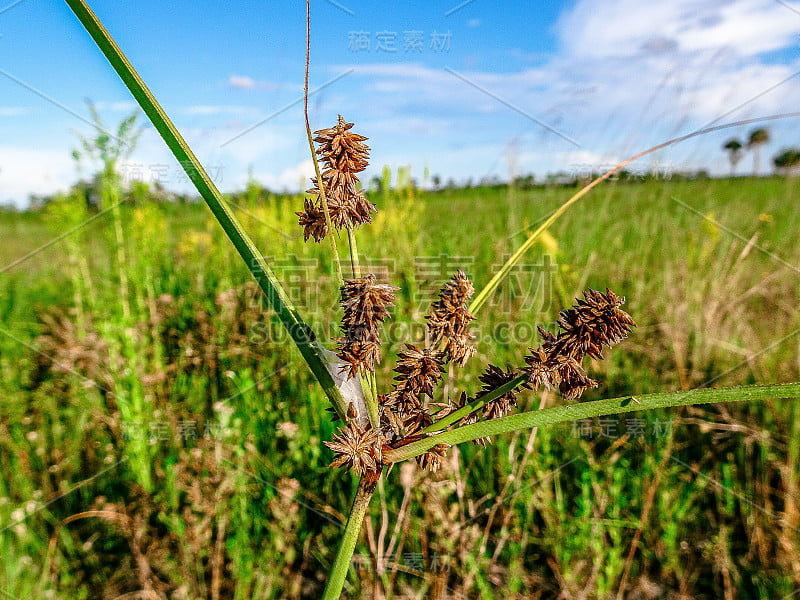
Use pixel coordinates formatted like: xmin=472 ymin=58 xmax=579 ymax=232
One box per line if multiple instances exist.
xmin=336 ymin=274 xmax=399 ymax=378
xmin=307 ymin=176 xmax=376 ymax=229
xmin=392 ymin=345 xmax=445 ymax=405
xmin=457 ymin=364 xmax=520 ymax=446
xmin=325 ymin=282 xmax=635 ymax=478
xmin=315 ymin=115 xmax=370 ymax=173
xmin=325 ymin=417 xmax=382 ymax=476
xmin=475 ymin=364 xmax=520 ymax=419
xmin=383 ymin=344 xmax=445 ymax=434
xmin=297 ymin=198 xmax=327 ymax=243
xmin=416 ymin=443 xmax=450 ymax=473
xmin=297 ymin=115 xmax=376 ymax=242
xmin=380 ymin=270 xmax=477 ymax=472
xmin=523 ymin=288 xmax=636 ymax=400
xmin=555 ymin=289 xmax=636 ymax=360
xmin=426 ymin=270 xmax=476 ymax=366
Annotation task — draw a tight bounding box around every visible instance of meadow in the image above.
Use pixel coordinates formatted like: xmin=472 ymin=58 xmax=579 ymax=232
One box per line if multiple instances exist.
xmin=1 ymin=174 xmax=799 ymax=599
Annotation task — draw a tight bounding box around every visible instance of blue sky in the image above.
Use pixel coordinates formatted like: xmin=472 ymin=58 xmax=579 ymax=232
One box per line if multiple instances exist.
xmin=1 ymin=0 xmax=800 ymax=206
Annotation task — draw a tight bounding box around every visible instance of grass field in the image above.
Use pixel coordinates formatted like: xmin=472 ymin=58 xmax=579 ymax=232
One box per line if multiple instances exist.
xmin=1 ymin=174 xmax=799 ymax=599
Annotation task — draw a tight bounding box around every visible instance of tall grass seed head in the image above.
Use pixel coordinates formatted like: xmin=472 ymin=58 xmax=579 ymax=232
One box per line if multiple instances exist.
xmin=335 ymin=274 xmax=399 ymax=378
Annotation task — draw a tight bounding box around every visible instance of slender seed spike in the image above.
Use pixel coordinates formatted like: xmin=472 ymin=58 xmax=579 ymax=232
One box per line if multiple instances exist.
xmin=335 ymin=274 xmax=398 ymax=378
xmin=425 ymin=270 xmax=476 ymax=366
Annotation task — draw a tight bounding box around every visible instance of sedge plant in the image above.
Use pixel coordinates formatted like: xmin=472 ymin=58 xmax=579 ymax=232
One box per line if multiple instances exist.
xmin=62 ymin=1 xmax=800 ymax=597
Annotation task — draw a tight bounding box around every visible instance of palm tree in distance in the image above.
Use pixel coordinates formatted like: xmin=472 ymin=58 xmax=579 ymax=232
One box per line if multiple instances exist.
xmin=773 ymin=148 xmax=800 ymax=175
xmin=747 ymin=127 xmax=770 ymax=176
xmin=723 ymin=138 xmax=744 ymax=176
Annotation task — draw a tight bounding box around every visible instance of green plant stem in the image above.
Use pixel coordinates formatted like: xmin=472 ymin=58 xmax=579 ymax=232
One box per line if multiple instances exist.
xmin=425 ymin=374 xmax=529 ymax=433
xmin=469 ymin=112 xmax=800 ymax=316
xmin=385 ymin=382 xmax=800 ymax=463
xmin=344 ymin=227 xmax=380 ymax=428
xmin=322 ymin=477 xmax=377 ymax=600
xmin=346 ymin=227 xmax=360 ymax=278
xmin=304 ymin=0 xmax=343 ymax=286
xmin=65 ymin=0 xmax=349 ymax=420
xmin=305 ymin=127 xmax=343 ymax=285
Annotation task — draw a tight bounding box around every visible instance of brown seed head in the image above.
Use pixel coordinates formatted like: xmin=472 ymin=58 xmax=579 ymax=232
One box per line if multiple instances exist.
xmin=416 ymin=443 xmax=450 ymax=472
xmin=296 ymin=198 xmax=329 ymax=243
xmin=522 ymin=288 xmax=634 ymax=400
xmin=556 ymin=288 xmax=636 ymax=360
xmin=325 ymin=420 xmax=382 ymax=476
xmin=298 ymin=116 xmax=375 ymax=241
xmin=340 ymin=274 xmax=399 ymax=332
xmin=455 ymin=364 xmax=520 ymax=446
xmin=385 ymin=344 xmax=445 ymax=414
xmin=476 ymin=364 xmax=520 ymax=419
xmin=335 ymin=274 xmax=398 ymax=377
xmin=426 ymin=270 xmax=476 ymax=366
xmin=313 ymin=115 xmax=371 ymax=174
xmin=336 ymin=338 xmax=383 ymax=378
xmin=307 ymin=175 xmax=376 ymax=229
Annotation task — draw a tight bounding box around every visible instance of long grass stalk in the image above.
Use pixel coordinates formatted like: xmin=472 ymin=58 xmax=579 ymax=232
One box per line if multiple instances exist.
xmin=322 ymin=477 xmax=377 ymax=600
xmin=304 ymin=0 xmax=343 ymax=286
xmin=344 ymin=226 xmax=380 ymax=428
xmin=64 ymin=0 xmax=350 ymax=419
xmin=385 ymin=382 xmax=800 ymax=463
xmin=469 ymin=112 xmax=800 ymax=316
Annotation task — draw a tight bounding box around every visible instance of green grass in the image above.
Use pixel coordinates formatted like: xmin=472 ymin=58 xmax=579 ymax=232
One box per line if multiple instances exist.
xmin=1 ymin=175 xmax=799 ymax=599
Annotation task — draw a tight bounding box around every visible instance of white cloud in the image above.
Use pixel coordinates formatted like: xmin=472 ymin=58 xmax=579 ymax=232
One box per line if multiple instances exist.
xmin=93 ymin=101 xmax=138 ymax=112
xmin=227 ymin=75 xmax=282 ymax=91
xmin=330 ymin=0 xmax=800 ymax=168
xmin=0 ymin=107 xmax=31 ymax=117
xmin=556 ymin=0 xmax=798 ymax=59
xmin=0 ymin=147 xmax=75 ymax=207
xmin=229 ymin=74 xmax=258 ymax=90
xmin=247 ymin=159 xmax=314 ymax=193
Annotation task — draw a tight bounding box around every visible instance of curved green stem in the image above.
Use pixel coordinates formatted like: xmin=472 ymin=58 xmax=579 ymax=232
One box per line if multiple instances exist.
xmin=322 ymin=477 xmax=377 ymax=600
xmin=385 ymin=381 xmax=800 ymax=463
xmin=470 ymin=112 xmax=800 ymax=316
xmin=425 ymin=374 xmax=529 ymax=433
xmin=65 ymin=0 xmax=349 ymax=419
xmin=304 ymin=0 xmax=343 ymax=286
xmin=345 ymin=228 xmax=380 ymax=428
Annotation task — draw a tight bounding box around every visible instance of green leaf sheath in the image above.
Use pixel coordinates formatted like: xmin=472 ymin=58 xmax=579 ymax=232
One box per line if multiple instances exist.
xmin=385 ymin=382 xmax=800 ymax=463
xmin=64 ymin=0 xmax=348 ymax=418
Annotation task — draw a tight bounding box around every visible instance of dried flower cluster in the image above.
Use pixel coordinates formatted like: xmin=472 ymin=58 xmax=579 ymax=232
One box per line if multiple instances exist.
xmin=326 ymin=271 xmax=480 ymax=474
xmin=386 ymin=271 xmax=479 ymax=471
xmin=326 ymin=407 xmax=382 ymax=478
xmin=386 ymin=345 xmax=445 ymax=416
xmin=425 ymin=270 xmax=476 ymax=366
xmin=295 ymin=110 xmax=638 ymax=498
xmin=335 ymin=274 xmax=399 ymax=378
xmin=324 ymin=271 xmax=635 ymax=476
xmin=433 ymin=289 xmax=635 ymax=448
xmin=523 ymin=288 xmax=636 ymax=399
xmin=297 ymin=115 xmax=376 ymax=242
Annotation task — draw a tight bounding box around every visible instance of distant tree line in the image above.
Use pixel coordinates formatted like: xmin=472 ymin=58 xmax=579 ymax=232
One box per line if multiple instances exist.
xmin=723 ymin=127 xmax=800 ymax=176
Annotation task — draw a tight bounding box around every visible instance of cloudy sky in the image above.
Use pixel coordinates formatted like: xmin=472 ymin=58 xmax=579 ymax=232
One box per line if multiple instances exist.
xmin=1 ymin=0 xmax=799 ymax=206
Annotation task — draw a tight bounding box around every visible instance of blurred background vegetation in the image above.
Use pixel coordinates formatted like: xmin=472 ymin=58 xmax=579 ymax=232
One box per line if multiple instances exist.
xmin=1 ymin=134 xmax=800 ymax=598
